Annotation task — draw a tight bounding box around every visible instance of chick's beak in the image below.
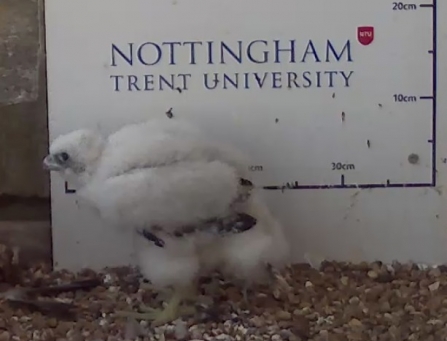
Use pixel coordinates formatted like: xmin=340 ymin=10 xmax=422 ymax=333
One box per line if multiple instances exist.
xmin=43 ymin=154 xmax=62 ymax=171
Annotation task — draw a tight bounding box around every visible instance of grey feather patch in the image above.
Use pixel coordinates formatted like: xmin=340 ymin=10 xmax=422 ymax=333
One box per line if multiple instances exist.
xmin=136 ymin=178 xmax=256 ymax=246
xmin=208 ymin=213 xmax=257 ymax=236
xmin=171 ymin=212 xmax=257 ymax=238
xmin=136 ymin=213 xmax=257 ymax=247
xmin=239 ymin=178 xmax=253 ymax=187
xmin=136 ymin=229 xmax=165 ymax=248
xmin=233 ymin=177 xmax=254 ymax=206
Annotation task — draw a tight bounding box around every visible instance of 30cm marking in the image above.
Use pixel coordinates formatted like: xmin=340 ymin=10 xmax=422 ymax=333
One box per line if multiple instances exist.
xmin=332 ymin=162 xmax=355 ymax=171
xmin=392 ymin=2 xmax=417 ymax=10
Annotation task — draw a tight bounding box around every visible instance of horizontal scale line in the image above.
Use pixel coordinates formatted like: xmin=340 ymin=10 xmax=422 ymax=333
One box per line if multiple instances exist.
xmin=263 ymin=182 xmax=432 ymax=190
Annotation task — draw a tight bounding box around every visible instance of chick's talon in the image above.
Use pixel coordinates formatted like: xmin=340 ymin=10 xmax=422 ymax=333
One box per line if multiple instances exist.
xmin=115 ymin=305 xmax=195 ymax=326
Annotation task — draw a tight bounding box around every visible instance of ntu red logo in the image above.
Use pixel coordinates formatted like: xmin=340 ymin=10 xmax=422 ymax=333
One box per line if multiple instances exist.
xmin=357 ymin=26 xmax=374 ymax=46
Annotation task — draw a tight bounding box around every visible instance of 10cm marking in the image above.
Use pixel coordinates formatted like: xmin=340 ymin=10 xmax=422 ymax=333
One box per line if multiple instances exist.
xmin=332 ymin=162 xmax=355 ymax=171
xmin=393 ymin=94 xmax=417 ymax=102
xmin=248 ymin=165 xmax=263 ymax=171
xmin=392 ymin=2 xmax=417 ymax=10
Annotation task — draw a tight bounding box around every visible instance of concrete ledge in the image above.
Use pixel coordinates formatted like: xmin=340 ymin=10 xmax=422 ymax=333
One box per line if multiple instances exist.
xmin=0 ymin=220 xmax=51 ymax=265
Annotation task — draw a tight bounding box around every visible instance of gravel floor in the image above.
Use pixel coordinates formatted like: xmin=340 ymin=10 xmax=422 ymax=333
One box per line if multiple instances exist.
xmin=1 ymin=256 xmax=447 ymax=341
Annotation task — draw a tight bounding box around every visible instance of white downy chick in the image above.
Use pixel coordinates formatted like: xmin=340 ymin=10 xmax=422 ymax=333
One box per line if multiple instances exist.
xmin=44 ymin=117 xmax=290 ymax=324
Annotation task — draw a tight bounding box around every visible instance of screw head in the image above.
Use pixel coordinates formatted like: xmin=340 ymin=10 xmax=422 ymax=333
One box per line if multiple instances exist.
xmin=408 ymin=153 xmax=419 ymax=165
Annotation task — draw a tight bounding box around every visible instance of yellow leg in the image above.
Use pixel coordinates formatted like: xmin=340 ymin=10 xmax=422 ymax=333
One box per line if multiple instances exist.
xmin=138 ymin=282 xmax=173 ymax=302
xmin=115 ymin=285 xmax=197 ymax=326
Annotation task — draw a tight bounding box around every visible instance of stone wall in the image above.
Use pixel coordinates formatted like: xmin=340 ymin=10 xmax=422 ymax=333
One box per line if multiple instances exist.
xmin=0 ymin=0 xmax=51 ymax=265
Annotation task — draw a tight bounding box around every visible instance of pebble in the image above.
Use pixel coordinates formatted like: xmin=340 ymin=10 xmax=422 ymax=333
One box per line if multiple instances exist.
xmin=429 ymin=268 xmax=441 ymax=278
xmin=0 ymin=331 xmax=10 ymax=341
xmin=428 ymin=281 xmax=440 ymax=291
xmin=47 ymin=318 xmax=58 ymax=328
xmin=124 ymin=318 xmax=140 ymax=339
xmin=348 ymin=318 xmax=363 ymax=327
xmin=348 ymin=296 xmax=359 ymax=304
xmin=250 ymin=316 xmax=264 ymax=327
xmin=319 ymin=330 xmax=329 ymax=337
xmin=367 ymin=270 xmax=378 ymax=279
xmin=174 ymin=320 xmax=188 ymax=340
xmin=189 ymin=326 xmax=203 ymax=339
xmin=276 ymin=310 xmax=292 ymax=321
xmin=3 ymin=261 xmax=447 ymax=341
xmin=271 ymin=334 xmax=282 ymax=341
xmin=340 ymin=276 xmax=349 ymax=286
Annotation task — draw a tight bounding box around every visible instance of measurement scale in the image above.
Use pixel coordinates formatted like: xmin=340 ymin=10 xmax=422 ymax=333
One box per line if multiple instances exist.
xmin=45 ymin=0 xmax=447 ymax=268
xmin=263 ymin=1 xmax=438 ymax=190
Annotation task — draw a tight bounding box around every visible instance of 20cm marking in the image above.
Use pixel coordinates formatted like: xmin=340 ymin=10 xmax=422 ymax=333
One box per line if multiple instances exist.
xmin=392 ymin=2 xmax=417 ymax=10
xmin=393 ymin=94 xmax=417 ymax=102
xmin=332 ymin=162 xmax=355 ymax=170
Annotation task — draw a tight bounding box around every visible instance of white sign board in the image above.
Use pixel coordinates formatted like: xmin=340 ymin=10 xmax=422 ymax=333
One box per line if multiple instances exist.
xmin=45 ymin=0 xmax=447 ymax=270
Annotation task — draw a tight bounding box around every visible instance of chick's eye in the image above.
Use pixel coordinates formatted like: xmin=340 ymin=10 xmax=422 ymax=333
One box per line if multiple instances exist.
xmin=59 ymin=152 xmax=70 ymax=162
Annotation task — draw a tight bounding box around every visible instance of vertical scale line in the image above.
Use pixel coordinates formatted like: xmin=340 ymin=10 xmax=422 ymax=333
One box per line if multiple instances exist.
xmin=432 ymin=0 xmax=437 ymax=186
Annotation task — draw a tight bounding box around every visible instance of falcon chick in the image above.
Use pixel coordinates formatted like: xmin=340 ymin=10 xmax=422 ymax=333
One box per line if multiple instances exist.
xmin=43 ymin=118 xmax=290 ymax=325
